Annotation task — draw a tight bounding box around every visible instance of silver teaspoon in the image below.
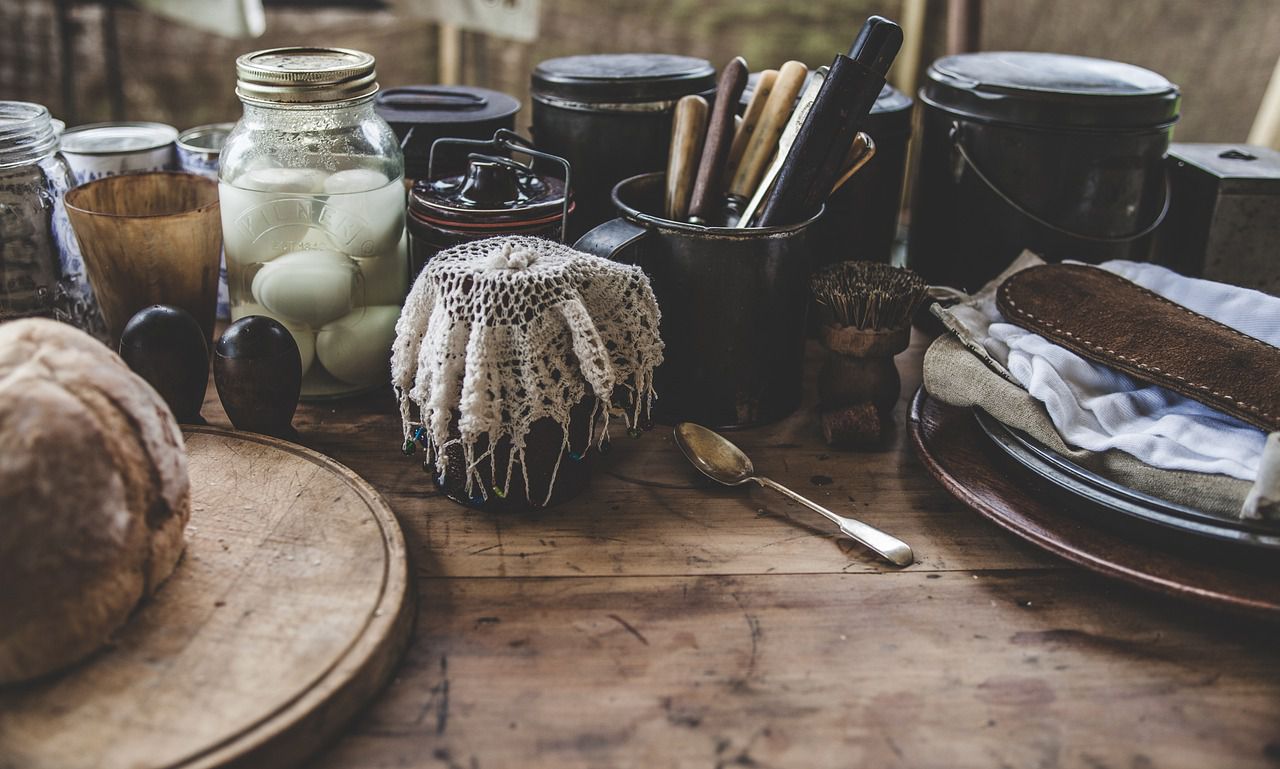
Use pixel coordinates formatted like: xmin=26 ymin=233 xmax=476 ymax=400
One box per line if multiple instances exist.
xmin=673 ymin=422 xmax=914 ymax=567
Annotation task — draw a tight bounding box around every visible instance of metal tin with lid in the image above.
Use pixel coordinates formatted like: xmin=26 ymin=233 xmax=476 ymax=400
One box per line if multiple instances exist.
xmin=176 ymin=122 xmax=234 ymax=177
xmin=1154 ymin=143 xmax=1280 ymax=296
xmin=923 ymin=52 xmax=1179 ymax=130
xmin=531 ymin=53 xmax=716 ymax=238
xmin=818 ymin=83 xmax=912 ymax=267
xmin=408 ymin=130 xmax=573 ymax=277
xmin=908 ymin=52 xmax=1181 ymax=292
xmin=59 ymin=121 xmax=177 ymax=183
xmin=375 ymin=85 xmax=520 ymax=181
xmin=234 ymin=47 xmax=378 ymax=105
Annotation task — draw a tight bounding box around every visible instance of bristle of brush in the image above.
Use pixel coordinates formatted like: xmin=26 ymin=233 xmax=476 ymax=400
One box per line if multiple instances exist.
xmin=811 ymin=261 xmax=929 ymax=330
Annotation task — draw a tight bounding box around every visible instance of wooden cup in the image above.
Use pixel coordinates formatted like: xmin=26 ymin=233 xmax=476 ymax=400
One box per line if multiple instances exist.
xmin=65 ymin=172 xmax=222 ymax=346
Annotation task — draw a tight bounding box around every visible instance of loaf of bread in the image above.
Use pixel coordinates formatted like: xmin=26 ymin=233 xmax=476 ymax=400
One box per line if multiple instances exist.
xmin=0 ymin=319 xmax=190 ymax=684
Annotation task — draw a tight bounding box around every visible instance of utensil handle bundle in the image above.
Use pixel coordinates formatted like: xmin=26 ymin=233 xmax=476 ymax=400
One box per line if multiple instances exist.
xmin=728 ymin=60 xmax=809 ymax=200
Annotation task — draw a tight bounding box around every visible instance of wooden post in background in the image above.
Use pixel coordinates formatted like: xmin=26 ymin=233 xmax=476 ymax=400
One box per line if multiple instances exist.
xmin=53 ymin=0 xmax=76 ymax=123
xmin=438 ymin=22 xmax=462 ymax=84
xmin=891 ymin=0 xmax=928 ymax=97
xmin=1249 ymin=54 xmax=1280 ymax=151
xmin=102 ymin=0 xmax=126 ymax=121
xmin=946 ymin=0 xmax=982 ymax=56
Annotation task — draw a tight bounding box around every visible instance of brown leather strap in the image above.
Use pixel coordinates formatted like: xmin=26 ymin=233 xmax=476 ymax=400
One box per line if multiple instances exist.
xmin=996 ymin=263 xmax=1280 ymax=433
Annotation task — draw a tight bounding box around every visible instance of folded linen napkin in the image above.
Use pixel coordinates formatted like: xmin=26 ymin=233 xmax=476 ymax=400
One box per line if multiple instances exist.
xmin=929 ymin=252 xmax=1280 ymax=519
xmin=923 ymin=334 xmax=1255 ymax=517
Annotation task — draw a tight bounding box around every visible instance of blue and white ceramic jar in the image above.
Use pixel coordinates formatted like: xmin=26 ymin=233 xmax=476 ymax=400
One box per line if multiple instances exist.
xmin=178 ymin=123 xmax=235 ymax=319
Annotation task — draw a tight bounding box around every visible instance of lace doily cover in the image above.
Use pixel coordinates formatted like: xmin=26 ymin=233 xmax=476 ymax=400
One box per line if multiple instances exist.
xmin=392 ymin=236 xmax=663 ymax=503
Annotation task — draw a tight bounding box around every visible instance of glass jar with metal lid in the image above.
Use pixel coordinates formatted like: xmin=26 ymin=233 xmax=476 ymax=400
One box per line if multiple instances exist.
xmin=219 ymin=46 xmax=407 ymax=399
xmin=0 ymin=101 xmax=105 ymax=337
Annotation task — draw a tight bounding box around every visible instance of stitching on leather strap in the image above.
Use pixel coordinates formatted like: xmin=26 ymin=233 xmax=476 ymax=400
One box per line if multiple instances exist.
xmin=998 ymin=268 xmax=1276 ymax=424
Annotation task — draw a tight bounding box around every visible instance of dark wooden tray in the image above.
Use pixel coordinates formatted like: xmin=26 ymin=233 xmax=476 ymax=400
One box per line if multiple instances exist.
xmin=909 ymin=386 xmax=1280 ymax=619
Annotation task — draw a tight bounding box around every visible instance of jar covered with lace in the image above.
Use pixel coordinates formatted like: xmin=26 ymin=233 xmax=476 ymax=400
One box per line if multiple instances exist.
xmin=392 ymin=236 xmax=664 ymax=510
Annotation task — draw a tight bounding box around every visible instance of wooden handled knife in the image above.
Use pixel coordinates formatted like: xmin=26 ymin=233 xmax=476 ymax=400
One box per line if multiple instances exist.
xmin=727 ymin=60 xmax=809 ymax=203
xmin=734 ymin=66 xmax=827 ymax=227
xmin=756 ymin=16 xmax=903 ymax=228
xmin=664 ymin=94 xmax=709 ymax=221
xmin=688 ymin=57 xmax=749 ymax=224
xmin=723 ymin=68 xmax=776 ymax=187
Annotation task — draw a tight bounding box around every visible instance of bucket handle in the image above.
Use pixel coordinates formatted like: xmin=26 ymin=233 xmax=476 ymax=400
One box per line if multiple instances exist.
xmin=950 ymin=122 xmax=1170 ymax=245
xmin=574 ymin=216 xmax=650 ymax=266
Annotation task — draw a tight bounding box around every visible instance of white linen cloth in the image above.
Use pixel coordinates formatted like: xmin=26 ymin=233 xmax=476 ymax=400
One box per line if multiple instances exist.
xmin=953 ymin=258 xmax=1278 ymax=482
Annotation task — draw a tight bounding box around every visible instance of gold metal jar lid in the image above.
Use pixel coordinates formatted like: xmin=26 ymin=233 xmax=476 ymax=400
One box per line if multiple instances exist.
xmin=235 ymin=47 xmax=379 ymax=105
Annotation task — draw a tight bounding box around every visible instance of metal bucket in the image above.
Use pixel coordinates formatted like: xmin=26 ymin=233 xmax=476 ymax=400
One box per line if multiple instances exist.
xmin=576 ymin=172 xmax=820 ymax=429
xmin=907 ymin=52 xmax=1180 ymax=293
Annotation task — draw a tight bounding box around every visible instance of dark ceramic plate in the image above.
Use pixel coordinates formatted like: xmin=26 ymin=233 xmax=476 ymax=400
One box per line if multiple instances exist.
xmin=974 ymin=409 xmax=1280 ymax=551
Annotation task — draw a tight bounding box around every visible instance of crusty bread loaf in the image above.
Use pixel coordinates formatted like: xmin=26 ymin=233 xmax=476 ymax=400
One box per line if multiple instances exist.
xmin=0 ymin=319 xmax=189 ymax=684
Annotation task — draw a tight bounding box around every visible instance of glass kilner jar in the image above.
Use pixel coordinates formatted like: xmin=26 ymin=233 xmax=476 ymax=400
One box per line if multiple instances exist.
xmin=220 ymin=47 xmax=408 ymax=399
xmin=0 ymin=101 xmax=105 ymax=336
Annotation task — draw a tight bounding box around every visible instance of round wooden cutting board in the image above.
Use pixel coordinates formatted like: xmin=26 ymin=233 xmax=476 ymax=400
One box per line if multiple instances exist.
xmin=0 ymin=426 xmax=413 ymax=769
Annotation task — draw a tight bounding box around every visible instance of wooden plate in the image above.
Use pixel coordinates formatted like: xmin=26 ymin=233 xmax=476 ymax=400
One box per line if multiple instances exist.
xmin=0 ymin=426 xmax=414 ymax=769
xmin=909 ymin=387 xmax=1280 ymax=619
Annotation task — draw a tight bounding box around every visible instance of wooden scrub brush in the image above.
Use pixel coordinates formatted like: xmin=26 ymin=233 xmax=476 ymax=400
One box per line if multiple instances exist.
xmin=811 ymin=261 xmax=929 ymax=447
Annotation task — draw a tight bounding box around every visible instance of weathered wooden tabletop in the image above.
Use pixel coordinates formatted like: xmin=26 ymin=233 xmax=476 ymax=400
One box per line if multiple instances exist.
xmin=200 ymin=333 xmax=1280 ymax=769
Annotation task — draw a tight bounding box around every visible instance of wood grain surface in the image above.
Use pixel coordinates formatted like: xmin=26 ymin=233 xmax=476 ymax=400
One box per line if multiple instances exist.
xmin=191 ymin=332 xmax=1280 ymax=769
xmin=0 ymin=428 xmax=412 ymax=769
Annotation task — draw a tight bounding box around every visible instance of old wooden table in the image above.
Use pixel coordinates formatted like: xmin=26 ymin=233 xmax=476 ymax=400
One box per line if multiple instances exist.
xmin=201 ymin=333 xmax=1280 ymax=769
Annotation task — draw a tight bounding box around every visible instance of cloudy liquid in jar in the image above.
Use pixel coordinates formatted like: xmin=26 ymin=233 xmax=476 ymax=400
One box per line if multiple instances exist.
xmin=219 ymin=167 xmax=407 ymax=398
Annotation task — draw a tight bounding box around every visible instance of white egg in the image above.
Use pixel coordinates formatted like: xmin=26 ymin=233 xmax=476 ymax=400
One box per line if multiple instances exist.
xmin=238 ymin=167 xmax=331 ymax=193
xmin=319 ymin=175 xmax=404 ymax=258
xmin=355 ymin=244 xmax=408 ymax=306
xmin=230 ymin=302 xmax=316 ymax=375
xmin=315 ymin=305 xmax=401 ymax=386
xmin=323 ymin=168 xmax=390 ymax=194
xmin=251 ymin=249 xmax=358 ymax=328
xmin=218 ymin=184 xmax=330 ymax=266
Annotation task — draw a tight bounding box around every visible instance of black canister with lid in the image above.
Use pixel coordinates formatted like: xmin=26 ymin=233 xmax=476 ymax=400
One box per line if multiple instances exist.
xmin=375 ymin=85 xmax=520 ymax=181
xmin=817 ymin=84 xmax=912 ymax=268
xmin=408 ymin=140 xmax=573 ymax=278
xmin=908 ymin=52 xmax=1180 ymax=293
xmin=531 ymin=54 xmax=716 ymax=237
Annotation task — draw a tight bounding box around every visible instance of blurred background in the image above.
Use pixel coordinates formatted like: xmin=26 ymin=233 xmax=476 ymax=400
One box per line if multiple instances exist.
xmin=2 ymin=0 xmax=1278 ymax=143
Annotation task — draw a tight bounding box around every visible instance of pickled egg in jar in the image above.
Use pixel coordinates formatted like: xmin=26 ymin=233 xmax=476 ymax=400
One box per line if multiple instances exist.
xmin=218 ymin=47 xmax=408 ymax=398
